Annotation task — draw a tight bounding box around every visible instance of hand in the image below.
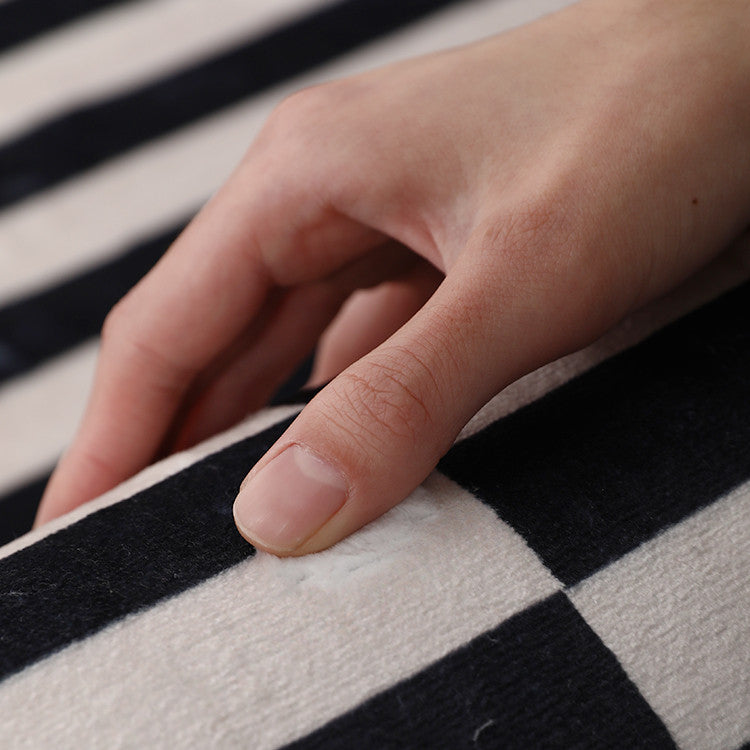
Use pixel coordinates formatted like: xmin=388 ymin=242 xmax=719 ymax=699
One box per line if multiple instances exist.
xmin=36 ymin=0 xmax=750 ymax=554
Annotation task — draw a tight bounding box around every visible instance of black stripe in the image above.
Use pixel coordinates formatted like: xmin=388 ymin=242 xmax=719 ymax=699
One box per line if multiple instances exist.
xmin=0 ymin=0 xmax=469 ymax=210
xmin=0 ymin=472 xmax=50 ymax=548
xmin=285 ymin=593 xmax=676 ymax=749
xmin=0 ymin=415 xmax=293 ymax=681
xmin=0 ymin=222 xmax=184 ymax=386
xmin=440 ymin=279 xmax=750 ymax=586
xmin=0 ymin=0 xmax=135 ymax=55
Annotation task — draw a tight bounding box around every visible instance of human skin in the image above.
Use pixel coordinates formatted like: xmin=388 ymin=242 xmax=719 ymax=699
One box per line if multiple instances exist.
xmin=36 ymin=0 xmax=750 ymax=554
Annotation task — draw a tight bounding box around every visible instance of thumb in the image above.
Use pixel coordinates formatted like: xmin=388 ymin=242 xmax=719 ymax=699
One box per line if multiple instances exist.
xmin=232 ymin=270 xmax=509 ymax=556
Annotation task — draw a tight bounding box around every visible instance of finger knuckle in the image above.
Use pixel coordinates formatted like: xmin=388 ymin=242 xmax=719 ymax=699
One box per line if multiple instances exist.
xmin=326 ymin=355 xmax=436 ymax=454
xmin=101 ymin=294 xmax=150 ymax=358
xmin=474 ymin=180 xmax=644 ymax=357
xmin=75 ymin=443 xmax=123 ymax=485
xmin=268 ymin=89 xmax=318 ymax=129
xmin=101 ymin=296 xmax=196 ymax=393
xmin=258 ymin=83 xmax=344 ymax=155
xmin=478 ymin=193 xmax=580 ymax=276
xmin=100 ymin=296 xmax=130 ymax=346
xmin=480 ymin=188 xmax=612 ymax=303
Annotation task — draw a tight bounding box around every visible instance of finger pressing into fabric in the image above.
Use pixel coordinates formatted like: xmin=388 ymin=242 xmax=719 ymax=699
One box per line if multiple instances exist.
xmin=309 ymin=258 xmax=444 ymax=387
xmin=232 ymin=267 xmax=508 ymax=557
xmin=230 ymin=201 xmax=641 ymax=558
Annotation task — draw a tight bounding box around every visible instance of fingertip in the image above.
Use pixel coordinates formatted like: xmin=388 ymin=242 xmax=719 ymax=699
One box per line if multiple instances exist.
xmin=233 ymin=444 xmax=349 ymax=555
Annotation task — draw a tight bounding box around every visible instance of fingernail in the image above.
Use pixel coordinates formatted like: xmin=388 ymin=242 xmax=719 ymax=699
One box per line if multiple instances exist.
xmin=233 ymin=445 xmax=347 ymax=552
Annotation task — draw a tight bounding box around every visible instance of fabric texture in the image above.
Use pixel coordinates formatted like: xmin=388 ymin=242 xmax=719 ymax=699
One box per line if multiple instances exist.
xmin=1 ymin=0 xmax=749 ymax=748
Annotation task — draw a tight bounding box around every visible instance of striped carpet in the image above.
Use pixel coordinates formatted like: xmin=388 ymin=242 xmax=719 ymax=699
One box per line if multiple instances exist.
xmin=1 ymin=1 xmax=748 ymax=747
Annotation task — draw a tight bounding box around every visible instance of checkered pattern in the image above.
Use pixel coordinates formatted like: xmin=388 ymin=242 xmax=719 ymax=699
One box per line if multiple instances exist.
xmin=0 ymin=0 xmax=748 ymax=747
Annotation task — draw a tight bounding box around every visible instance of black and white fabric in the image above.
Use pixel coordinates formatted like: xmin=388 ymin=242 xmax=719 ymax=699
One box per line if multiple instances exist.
xmin=0 ymin=1 xmax=748 ymax=748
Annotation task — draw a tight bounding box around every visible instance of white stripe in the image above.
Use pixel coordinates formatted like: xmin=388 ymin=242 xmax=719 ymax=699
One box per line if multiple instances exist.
xmin=0 ymin=343 xmax=98 ymax=497
xmin=0 ymin=474 xmax=560 ymax=748
xmin=0 ymin=90 xmax=274 ymax=304
xmin=0 ymin=0 xmax=325 ymax=142
xmin=570 ymin=487 xmax=750 ymax=750
xmin=0 ymin=0 xmax=574 ymax=305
